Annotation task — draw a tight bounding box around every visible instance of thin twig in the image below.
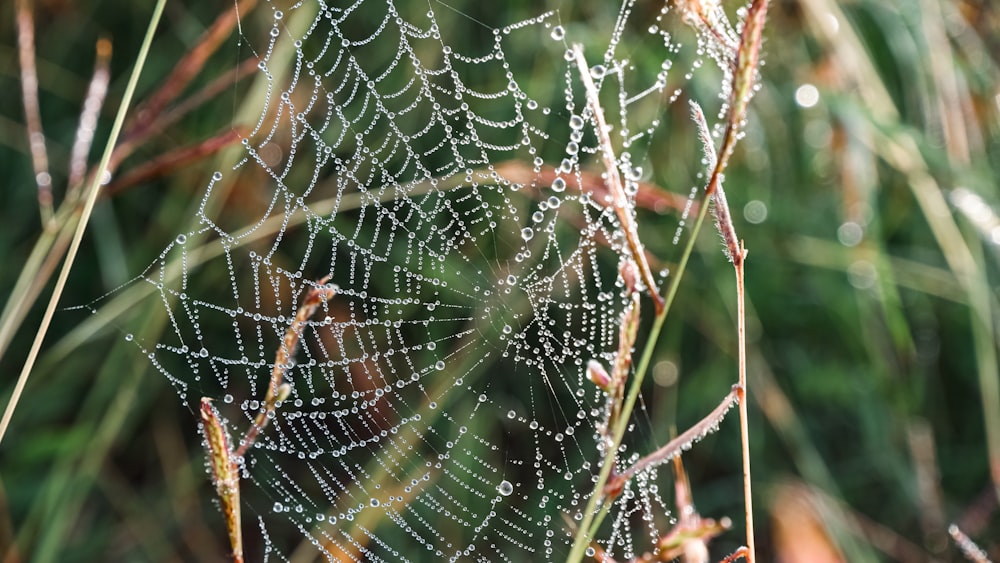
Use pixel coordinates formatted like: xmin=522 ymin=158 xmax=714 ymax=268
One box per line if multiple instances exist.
xmin=949 ymin=524 xmax=992 ymax=563
xmin=16 ymin=0 xmax=53 ymax=224
xmin=103 ymin=128 xmax=248 ymax=196
xmin=735 ymin=243 xmax=754 ymax=561
xmin=706 ymin=1 xmax=771 ymax=554
xmin=66 ymin=38 xmax=112 ymax=198
xmin=233 ymin=278 xmax=336 ymax=459
xmin=604 ymin=385 xmax=742 ymax=495
xmin=0 ymin=0 xmax=169 ymax=447
xmin=572 ymin=43 xmax=665 ymax=313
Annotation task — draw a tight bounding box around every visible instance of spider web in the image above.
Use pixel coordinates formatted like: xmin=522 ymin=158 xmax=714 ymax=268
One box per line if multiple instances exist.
xmin=91 ymin=0 xmax=743 ymax=559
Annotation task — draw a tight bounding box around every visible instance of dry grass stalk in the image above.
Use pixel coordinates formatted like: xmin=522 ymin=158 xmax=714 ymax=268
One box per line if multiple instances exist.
xmin=571 ymin=43 xmax=665 ymax=313
xmin=15 ymin=0 xmax=53 ymax=224
xmin=155 ymin=57 xmax=261 ymax=136
xmin=234 ymin=278 xmax=336 ymax=458
xmin=494 ymin=160 xmax=697 ymax=216
xmin=122 ymin=0 xmax=258 ymax=156
xmin=604 ymin=385 xmax=742 ymax=497
xmin=201 ymin=278 xmax=335 ymax=561
xmin=67 ymin=39 xmax=112 ymax=197
xmin=696 ymin=1 xmax=771 ymax=558
xmin=949 ymin=524 xmax=992 ymax=563
xmin=733 ymin=244 xmax=752 ymax=560
xmin=200 ymin=398 xmax=243 ymax=563
xmin=104 ymin=128 xmax=249 ymax=197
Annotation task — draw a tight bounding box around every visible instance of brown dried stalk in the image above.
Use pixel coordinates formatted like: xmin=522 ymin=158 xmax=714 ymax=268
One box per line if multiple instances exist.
xmin=201 ymin=398 xmax=244 ymax=563
xmin=724 ymin=2 xmax=768 ymax=554
xmin=16 ymin=0 xmax=53 ymax=223
xmin=733 ymin=242 xmax=752 ymax=560
xmin=571 ymin=43 xmax=665 ymax=314
xmin=201 ymin=278 xmax=335 ymax=561
xmin=694 ymin=93 xmax=753 ymax=560
xmin=120 ymin=0 xmax=258 ymax=158
xmin=494 ymin=160 xmax=696 ymax=216
xmin=604 ymin=385 xmax=741 ymax=497
xmin=155 ymin=57 xmax=261 ymax=135
xmin=103 ymin=128 xmax=249 ymax=197
xmin=949 ymin=524 xmax=992 ymax=563
xmin=233 ymin=278 xmax=336 ymax=459
xmin=696 ymin=2 xmax=769 ymax=559
xmin=67 ymin=39 xmax=112 ymax=198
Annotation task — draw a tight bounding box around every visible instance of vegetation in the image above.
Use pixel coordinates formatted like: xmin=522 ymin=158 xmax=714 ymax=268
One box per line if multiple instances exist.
xmin=1 ymin=0 xmax=999 ymax=561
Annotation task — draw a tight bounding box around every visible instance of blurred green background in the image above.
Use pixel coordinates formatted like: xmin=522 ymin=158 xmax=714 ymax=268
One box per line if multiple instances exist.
xmin=2 ymin=0 xmax=1000 ymax=561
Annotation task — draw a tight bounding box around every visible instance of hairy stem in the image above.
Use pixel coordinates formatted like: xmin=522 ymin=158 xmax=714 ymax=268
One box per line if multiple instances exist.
xmin=571 ymin=43 xmax=664 ymax=313
xmin=606 ymin=384 xmax=741 ymax=493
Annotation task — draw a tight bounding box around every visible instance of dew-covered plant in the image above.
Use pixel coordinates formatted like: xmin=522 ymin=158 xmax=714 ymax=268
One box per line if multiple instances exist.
xmin=3 ymin=0 xmax=775 ymax=561
xmin=565 ymin=1 xmax=770 ymax=560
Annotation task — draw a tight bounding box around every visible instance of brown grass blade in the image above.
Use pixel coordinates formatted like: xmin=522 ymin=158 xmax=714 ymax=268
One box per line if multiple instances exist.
xmin=103 ymin=128 xmax=248 ymax=196
xmin=117 ymin=0 xmax=258 ymax=162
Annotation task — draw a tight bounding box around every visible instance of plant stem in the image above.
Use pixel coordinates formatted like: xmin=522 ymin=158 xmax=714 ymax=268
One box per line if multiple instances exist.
xmin=566 ymin=182 xmax=716 ymax=562
xmin=16 ymin=0 xmax=54 ymax=224
xmin=0 ymin=0 xmax=167 ymax=446
xmin=735 ymin=246 xmax=755 ymax=562
xmin=571 ymin=44 xmax=664 ymax=313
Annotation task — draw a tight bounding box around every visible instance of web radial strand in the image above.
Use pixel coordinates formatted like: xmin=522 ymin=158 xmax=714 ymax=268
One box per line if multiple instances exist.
xmin=97 ymin=0 xmax=736 ymax=559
